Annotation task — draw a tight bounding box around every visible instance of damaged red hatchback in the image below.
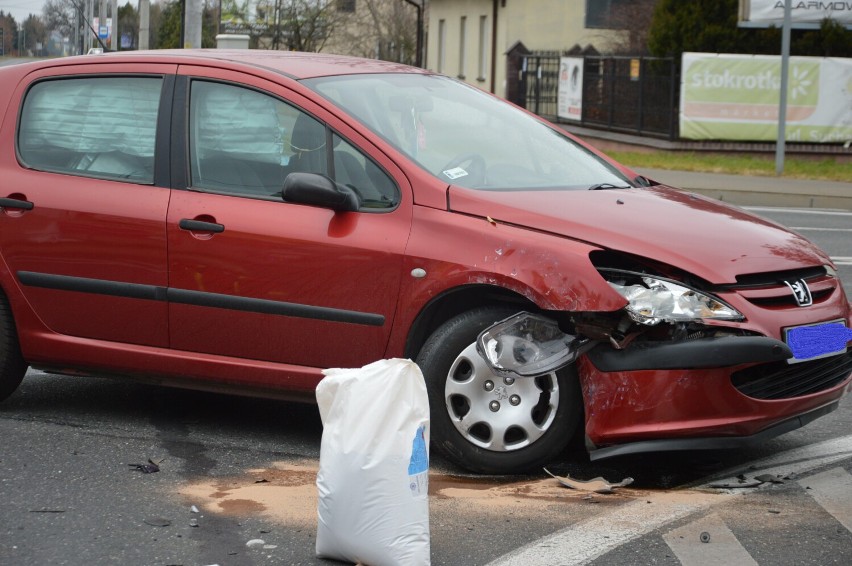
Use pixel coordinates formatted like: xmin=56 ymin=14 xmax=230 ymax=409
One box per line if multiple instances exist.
xmin=0 ymin=51 xmax=850 ymax=474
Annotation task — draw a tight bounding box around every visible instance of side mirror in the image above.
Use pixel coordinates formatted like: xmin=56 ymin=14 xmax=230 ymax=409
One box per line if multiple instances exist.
xmin=282 ymin=172 xmax=361 ymax=212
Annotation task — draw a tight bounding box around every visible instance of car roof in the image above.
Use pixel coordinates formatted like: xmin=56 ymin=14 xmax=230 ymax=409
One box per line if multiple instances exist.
xmin=26 ymin=49 xmax=431 ymax=80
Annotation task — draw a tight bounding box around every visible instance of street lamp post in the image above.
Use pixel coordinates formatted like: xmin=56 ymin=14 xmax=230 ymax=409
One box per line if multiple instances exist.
xmin=775 ymin=0 xmax=792 ymax=176
xmin=402 ymin=0 xmax=423 ymax=68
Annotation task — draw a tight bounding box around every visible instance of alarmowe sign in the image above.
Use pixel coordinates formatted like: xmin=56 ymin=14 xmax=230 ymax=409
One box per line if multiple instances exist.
xmin=740 ymin=0 xmax=852 ymax=26
xmin=680 ymin=52 xmax=852 ymax=143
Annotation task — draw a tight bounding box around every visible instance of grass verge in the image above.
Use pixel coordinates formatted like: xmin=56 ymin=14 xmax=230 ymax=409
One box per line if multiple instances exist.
xmin=607 ymin=151 xmax=852 ymax=183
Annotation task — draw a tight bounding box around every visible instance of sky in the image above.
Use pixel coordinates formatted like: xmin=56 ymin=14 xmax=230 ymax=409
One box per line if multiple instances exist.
xmin=1 ymin=0 xmax=48 ymax=22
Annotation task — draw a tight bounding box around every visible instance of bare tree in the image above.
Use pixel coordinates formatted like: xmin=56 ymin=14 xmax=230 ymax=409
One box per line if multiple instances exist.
xmin=42 ymin=0 xmax=82 ymax=40
xmin=272 ymin=0 xmax=340 ymax=52
xmin=602 ymin=0 xmax=657 ymax=55
xmin=327 ymin=0 xmax=417 ymax=63
xmin=22 ymin=14 xmax=49 ymax=55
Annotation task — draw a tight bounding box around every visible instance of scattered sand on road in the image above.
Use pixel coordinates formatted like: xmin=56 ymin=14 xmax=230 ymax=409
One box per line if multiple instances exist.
xmin=178 ymin=460 xmax=637 ymax=527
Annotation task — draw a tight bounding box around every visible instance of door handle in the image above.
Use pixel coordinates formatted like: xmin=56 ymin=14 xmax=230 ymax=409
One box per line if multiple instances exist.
xmin=0 ymin=197 xmax=34 ymax=210
xmin=179 ymin=218 xmax=224 ymax=233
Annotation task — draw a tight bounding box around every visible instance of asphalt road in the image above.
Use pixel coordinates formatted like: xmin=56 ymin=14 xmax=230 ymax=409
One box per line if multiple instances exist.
xmin=2 ymin=369 xmax=850 ymax=566
xmin=0 ymin=206 xmax=850 ymax=566
xmin=744 ymin=206 xmax=852 ymax=298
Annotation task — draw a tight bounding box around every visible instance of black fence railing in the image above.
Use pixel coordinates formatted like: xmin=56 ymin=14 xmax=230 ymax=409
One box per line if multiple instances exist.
xmin=518 ymin=54 xmax=680 ymax=140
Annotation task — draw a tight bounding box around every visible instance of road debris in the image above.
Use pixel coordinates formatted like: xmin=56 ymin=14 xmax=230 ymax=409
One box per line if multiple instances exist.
xmin=246 ymin=539 xmax=266 ymax=548
xmin=709 ymin=472 xmax=787 ymax=489
xmin=143 ymin=518 xmax=171 ymax=527
xmin=700 ymin=531 xmax=711 ymax=543
xmin=129 ymin=459 xmax=162 ymax=473
xmin=543 ymin=468 xmax=634 ymax=494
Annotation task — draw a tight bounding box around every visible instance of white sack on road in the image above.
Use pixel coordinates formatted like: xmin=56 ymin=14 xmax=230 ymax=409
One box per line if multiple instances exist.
xmin=315 ymin=358 xmax=430 ymax=566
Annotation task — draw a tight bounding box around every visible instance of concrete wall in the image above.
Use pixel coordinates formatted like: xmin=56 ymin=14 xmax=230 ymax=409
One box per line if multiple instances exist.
xmin=427 ymin=0 xmax=622 ymax=97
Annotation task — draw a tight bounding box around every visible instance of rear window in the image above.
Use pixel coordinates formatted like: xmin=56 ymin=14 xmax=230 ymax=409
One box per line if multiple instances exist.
xmin=17 ymin=76 xmax=163 ymax=184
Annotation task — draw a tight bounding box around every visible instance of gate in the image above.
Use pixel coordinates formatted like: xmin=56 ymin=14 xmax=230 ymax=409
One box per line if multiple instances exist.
xmin=520 ymin=53 xmax=679 ymax=140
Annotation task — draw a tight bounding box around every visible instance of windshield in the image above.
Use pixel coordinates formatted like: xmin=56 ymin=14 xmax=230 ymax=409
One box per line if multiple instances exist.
xmin=304 ymin=73 xmax=631 ymax=191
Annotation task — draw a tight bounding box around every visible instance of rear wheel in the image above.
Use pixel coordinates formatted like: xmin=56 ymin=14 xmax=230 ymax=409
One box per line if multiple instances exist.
xmin=416 ymin=306 xmax=582 ymax=474
xmin=0 ymin=293 xmax=26 ymax=401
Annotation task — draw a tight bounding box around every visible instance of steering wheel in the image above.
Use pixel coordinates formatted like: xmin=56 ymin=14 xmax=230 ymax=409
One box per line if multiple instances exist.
xmin=441 ymin=153 xmax=487 ymax=187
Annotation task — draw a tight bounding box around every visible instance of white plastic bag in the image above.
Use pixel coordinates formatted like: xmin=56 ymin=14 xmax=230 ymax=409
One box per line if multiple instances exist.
xmin=315 ymin=358 xmax=430 ymax=566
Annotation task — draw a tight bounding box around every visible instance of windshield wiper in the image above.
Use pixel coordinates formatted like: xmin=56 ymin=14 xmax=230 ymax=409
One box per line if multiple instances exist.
xmin=589 ymin=183 xmax=632 ymax=190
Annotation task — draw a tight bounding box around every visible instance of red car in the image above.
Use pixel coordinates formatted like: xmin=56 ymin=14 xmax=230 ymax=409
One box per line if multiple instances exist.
xmin=0 ymin=50 xmax=849 ymax=474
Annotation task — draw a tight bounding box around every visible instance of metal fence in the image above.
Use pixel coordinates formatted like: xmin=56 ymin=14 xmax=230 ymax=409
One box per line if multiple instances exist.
xmin=518 ymin=54 xmax=679 ymax=140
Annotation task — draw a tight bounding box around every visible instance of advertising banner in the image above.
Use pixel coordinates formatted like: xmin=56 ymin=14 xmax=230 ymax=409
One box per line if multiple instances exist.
xmin=557 ymin=57 xmax=584 ymax=122
xmin=741 ymin=0 xmax=852 ymax=26
xmin=221 ymin=0 xmax=272 ymax=35
xmin=680 ymin=52 xmax=852 ymax=143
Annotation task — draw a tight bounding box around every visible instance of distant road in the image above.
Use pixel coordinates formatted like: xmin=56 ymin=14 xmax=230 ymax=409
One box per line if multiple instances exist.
xmin=0 ymin=57 xmax=48 ymax=67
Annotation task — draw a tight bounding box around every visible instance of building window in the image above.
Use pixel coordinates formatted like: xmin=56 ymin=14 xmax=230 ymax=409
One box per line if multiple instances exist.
xmin=337 ymin=0 xmax=356 ymax=13
xmin=458 ymin=16 xmax=467 ymax=79
xmin=477 ymin=15 xmax=487 ymax=82
xmin=438 ymin=19 xmax=446 ymax=73
xmin=585 ymin=0 xmax=634 ymax=29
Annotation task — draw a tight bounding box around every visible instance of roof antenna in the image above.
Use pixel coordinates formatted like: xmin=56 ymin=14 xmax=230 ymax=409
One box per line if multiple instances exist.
xmin=73 ymin=1 xmax=109 ymax=52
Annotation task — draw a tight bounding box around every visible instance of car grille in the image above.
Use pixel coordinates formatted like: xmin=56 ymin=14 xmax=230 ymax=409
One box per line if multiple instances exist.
xmin=719 ymin=266 xmax=837 ymax=309
xmin=731 ymin=351 xmax=852 ymax=400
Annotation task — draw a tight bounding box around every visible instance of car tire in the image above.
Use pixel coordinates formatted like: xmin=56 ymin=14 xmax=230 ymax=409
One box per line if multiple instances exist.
xmin=416 ymin=306 xmax=582 ymax=474
xmin=0 ymin=292 xmax=26 ymax=402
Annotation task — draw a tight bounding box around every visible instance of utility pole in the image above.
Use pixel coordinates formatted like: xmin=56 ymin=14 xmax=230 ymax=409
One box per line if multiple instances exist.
xmin=111 ymin=0 xmax=117 ymax=49
xmin=139 ymin=0 xmax=149 ymax=49
xmin=86 ymin=0 xmax=94 ymax=52
xmin=775 ymin=0 xmax=792 ymax=176
xmin=184 ymin=0 xmax=202 ymax=48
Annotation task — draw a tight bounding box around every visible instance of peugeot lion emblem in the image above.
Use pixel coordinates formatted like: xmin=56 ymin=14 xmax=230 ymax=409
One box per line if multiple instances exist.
xmin=784 ymin=279 xmax=813 ymax=307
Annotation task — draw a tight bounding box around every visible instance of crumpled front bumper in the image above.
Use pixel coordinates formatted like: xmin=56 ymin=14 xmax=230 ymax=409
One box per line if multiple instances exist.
xmin=586 ymin=336 xmax=792 ymax=372
xmin=579 ymin=337 xmax=852 ymax=461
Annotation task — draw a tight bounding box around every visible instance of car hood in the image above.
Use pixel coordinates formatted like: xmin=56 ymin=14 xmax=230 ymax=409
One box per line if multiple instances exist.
xmin=447 ymin=185 xmax=831 ymax=284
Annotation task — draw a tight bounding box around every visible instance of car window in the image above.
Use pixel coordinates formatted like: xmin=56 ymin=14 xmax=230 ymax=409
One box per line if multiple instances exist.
xmin=17 ymin=76 xmax=162 ymax=183
xmin=189 ymin=80 xmax=326 ymax=197
xmin=189 ymin=80 xmax=398 ymax=210
xmin=305 ymin=73 xmax=631 ymax=191
xmin=332 ymin=134 xmax=399 ymax=209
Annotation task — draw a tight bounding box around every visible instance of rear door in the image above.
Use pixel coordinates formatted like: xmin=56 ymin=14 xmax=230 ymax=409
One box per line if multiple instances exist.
xmin=0 ymin=64 xmax=176 ymax=347
xmin=166 ymin=68 xmax=412 ymax=369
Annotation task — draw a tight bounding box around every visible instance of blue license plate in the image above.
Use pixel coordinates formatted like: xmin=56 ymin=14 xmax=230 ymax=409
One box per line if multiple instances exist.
xmin=785 ymin=321 xmax=852 ymax=363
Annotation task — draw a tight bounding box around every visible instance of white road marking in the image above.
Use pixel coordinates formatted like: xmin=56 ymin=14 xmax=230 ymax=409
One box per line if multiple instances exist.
xmin=790 ymin=227 xmax=852 ymax=233
xmin=663 ymin=513 xmax=758 ymax=566
xmin=744 ymin=206 xmax=852 ymax=217
xmin=799 ymin=467 xmax=852 ymax=533
xmin=828 ymin=256 xmax=852 ymax=266
xmin=487 ymin=435 xmax=852 ymax=566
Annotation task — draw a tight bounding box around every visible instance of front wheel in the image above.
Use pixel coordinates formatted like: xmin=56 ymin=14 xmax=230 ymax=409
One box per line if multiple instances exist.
xmin=416 ymin=307 xmax=582 ymax=474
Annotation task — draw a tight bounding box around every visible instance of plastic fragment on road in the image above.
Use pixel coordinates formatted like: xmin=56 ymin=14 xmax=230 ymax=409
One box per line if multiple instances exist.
xmin=143 ymin=517 xmax=171 ymax=527
xmin=708 ymin=473 xmax=786 ymax=489
xmin=246 ymin=539 xmax=266 ymax=548
xmin=129 ymin=459 xmax=161 ymax=473
xmin=315 ymin=358 xmax=431 ymax=566
xmin=708 ymin=479 xmax=763 ymax=488
xmin=544 ymin=468 xmax=634 ymax=494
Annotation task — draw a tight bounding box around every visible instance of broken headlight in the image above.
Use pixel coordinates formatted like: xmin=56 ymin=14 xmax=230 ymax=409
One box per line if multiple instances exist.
xmin=476 ymin=312 xmax=587 ymax=378
xmin=603 ymin=270 xmax=743 ymax=326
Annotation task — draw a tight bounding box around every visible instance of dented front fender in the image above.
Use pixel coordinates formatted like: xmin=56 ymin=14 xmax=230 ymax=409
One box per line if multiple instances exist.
xmin=399 ymin=205 xmax=627 ymax=313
